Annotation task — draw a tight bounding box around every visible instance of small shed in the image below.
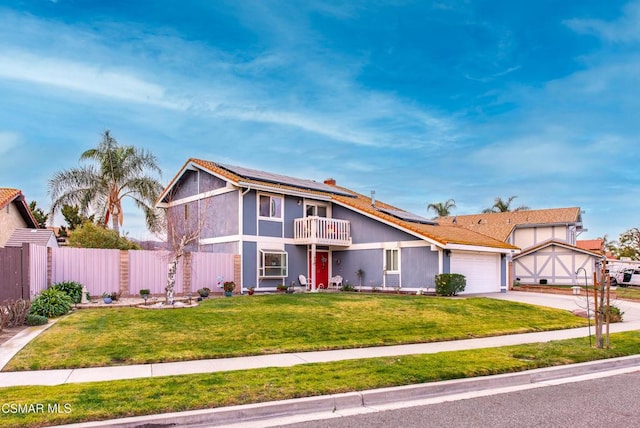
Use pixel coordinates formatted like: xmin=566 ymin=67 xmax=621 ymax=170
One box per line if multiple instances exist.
xmin=5 ymin=228 xmax=59 ymax=248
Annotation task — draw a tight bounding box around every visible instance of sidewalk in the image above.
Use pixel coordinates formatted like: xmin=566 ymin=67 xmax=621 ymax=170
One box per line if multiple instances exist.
xmin=2 ymin=292 xmax=640 ymax=387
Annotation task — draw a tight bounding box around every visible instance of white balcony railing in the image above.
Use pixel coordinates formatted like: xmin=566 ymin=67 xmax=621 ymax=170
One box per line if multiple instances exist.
xmin=294 ymin=216 xmax=352 ymax=246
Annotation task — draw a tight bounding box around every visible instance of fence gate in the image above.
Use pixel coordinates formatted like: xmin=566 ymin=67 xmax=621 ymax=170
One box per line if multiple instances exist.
xmin=0 ymin=246 xmax=27 ymax=300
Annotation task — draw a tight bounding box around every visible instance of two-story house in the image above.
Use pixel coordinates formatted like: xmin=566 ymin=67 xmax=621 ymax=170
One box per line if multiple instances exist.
xmin=157 ymin=159 xmax=518 ymax=294
xmin=438 ymin=209 xmax=602 ymax=286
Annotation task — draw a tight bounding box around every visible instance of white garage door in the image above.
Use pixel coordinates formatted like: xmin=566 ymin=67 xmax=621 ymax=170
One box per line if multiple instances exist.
xmin=450 ymin=252 xmax=501 ymax=294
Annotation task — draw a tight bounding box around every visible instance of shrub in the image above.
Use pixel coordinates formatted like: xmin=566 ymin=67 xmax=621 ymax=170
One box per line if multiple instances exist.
xmin=29 ymin=288 xmax=73 ymax=318
xmin=607 ymin=305 xmax=624 ymax=323
xmin=1 ymin=299 xmax=31 ymax=327
xmin=340 ymin=283 xmax=355 ymax=292
xmin=52 ymin=281 xmax=83 ymax=304
xmin=434 ymin=273 xmax=466 ymax=296
xmin=25 ymin=314 xmax=48 ymax=326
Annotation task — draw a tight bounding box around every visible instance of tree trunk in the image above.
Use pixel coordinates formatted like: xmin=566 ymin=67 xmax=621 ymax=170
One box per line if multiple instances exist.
xmin=166 ymin=256 xmax=178 ymax=305
xmin=112 ymin=213 xmax=120 ymax=235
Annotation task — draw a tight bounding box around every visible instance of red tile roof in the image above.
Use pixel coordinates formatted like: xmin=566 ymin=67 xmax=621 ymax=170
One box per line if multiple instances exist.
xmin=437 ymin=208 xmax=582 ymax=242
xmin=159 ymin=159 xmax=517 ymax=250
xmin=0 ymin=187 xmax=39 ymax=228
xmin=576 ymin=239 xmax=604 ymax=253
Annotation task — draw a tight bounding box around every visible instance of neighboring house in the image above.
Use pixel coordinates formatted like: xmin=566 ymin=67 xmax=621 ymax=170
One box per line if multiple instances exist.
xmin=5 ymin=228 xmax=59 ymax=248
xmin=157 ymin=159 xmax=518 ymax=294
xmin=576 ymin=239 xmax=604 ymax=254
xmin=438 ymin=209 xmax=602 ymax=286
xmin=0 ymin=188 xmax=38 ymax=247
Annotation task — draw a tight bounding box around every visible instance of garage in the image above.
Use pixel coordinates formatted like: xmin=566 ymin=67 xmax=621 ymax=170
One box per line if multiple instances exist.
xmin=450 ymin=251 xmax=501 ymax=294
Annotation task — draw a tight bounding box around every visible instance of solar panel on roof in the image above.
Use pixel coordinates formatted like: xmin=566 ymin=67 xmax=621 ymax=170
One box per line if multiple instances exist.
xmin=378 ymin=208 xmax=437 ymax=225
xmin=218 ymin=163 xmax=355 ymax=197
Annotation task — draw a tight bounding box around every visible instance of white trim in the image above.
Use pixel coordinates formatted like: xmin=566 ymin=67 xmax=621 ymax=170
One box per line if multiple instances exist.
xmin=199 ymin=235 xmax=241 ymax=246
xmin=444 ymin=243 xmax=518 ymax=254
xmin=157 ymin=186 xmax=236 ymax=208
xmin=257 ymin=192 xmax=284 ymax=222
xmin=239 ymin=182 xmax=333 ymax=201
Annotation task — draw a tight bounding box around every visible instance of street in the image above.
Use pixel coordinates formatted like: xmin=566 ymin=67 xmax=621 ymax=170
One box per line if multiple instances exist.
xmin=282 ymin=371 xmax=640 ymax=428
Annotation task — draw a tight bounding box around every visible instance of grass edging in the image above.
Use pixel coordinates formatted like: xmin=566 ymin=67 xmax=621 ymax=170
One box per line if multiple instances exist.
xmin=1 ymin=330 xmax=639 ymax=427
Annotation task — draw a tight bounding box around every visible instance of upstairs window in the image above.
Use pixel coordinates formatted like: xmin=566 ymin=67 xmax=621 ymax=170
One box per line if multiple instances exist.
xmin=259 ymin=195 xmax=283 ymax=220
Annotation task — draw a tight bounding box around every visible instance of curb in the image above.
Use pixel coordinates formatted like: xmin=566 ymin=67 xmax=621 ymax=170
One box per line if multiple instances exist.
xmin=55 ymin=354 xmax=640 ymax=428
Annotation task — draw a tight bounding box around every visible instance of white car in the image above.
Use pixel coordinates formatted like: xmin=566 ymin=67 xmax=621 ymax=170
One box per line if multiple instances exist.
xmin=618 ymin=268 xmax=640 ymax=287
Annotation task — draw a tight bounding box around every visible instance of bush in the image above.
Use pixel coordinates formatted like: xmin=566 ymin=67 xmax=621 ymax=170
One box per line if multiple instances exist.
xmin=29 ymin=288 xmax=73 ymax=318
xmin=52 ymin=281 xmax=83 ymax=304
xmin=1 ymin=299 xmax=31 ymax=328
xmin=340 ymin=283 xmax=356 ymax=292
xmin=25 ymin=314 xmax=48 ymax=326
xmin=607 ymin=305 xmax=624 ymax=323
xmin=434 ymin=273 xmax=466 ymax=296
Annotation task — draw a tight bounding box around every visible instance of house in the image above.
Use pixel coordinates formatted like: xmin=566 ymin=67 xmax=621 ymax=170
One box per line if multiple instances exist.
xmin=157 ymin=159 xmax=518 ymax=294
xmin=5 ymin=228 xmax=59 ymax=248
xmin=438 ymin=209 xmax=603 ymax=286
xmin=0 ymin=188 xmax=38 ymax=247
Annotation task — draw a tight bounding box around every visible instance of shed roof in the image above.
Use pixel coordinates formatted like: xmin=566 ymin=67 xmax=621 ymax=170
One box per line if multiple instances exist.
xmin=5 ymin=228 xmax=57 ymax=247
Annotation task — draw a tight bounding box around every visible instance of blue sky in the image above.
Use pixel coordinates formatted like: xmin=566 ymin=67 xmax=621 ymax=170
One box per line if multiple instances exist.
xmin=1 ymin=0 xmax=638 ymax=242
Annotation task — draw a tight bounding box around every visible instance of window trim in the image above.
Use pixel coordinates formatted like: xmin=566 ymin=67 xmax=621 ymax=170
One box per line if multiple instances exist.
xmin=384 ymin=248 xmax=400 ymax=273
xmin=258 ymin=193 xmax=284 ymax=221
xmin=259 ymin=249 xmax=289 ymax=278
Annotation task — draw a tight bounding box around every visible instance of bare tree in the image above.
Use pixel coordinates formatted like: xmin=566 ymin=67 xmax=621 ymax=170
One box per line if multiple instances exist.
xmin=163 ymin=198 xmax=209 ymax=305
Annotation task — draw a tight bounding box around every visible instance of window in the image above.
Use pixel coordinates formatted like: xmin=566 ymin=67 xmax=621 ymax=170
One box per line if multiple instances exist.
xmin=259 ymin=195 xmax=283 ymax=219
xmin=260 ymin=250 xmax=288 ymax=278
xmin=384 ymin=249 xmax=399 ymax=272
xmin=305 ymin=203 xmax=328 ymax=217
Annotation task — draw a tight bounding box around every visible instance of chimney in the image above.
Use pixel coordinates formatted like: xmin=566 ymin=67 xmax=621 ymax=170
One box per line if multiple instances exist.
xmin=324 ymin=178 xmax=336 ymax=186
xmin=371 ymin=190 xmax=376 ymax=207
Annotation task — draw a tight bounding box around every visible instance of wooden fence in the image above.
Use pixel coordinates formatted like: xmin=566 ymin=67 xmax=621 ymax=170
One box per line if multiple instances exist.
xmin=0 ymin=245 xmax=239 ymax=300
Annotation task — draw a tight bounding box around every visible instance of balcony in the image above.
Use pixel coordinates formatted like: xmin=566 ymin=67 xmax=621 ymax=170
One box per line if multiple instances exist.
xmin=294 ymin=216 xmax=352 ymax=247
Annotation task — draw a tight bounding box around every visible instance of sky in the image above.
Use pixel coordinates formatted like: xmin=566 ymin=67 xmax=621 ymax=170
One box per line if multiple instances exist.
xmin=0 ymin=0 xmax=639 ymax=242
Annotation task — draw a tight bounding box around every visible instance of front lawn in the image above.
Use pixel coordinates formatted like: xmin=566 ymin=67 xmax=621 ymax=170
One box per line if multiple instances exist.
xmin=4 ymin=293 xmax=587 ymax=371
xmin=2 ymin=331 xmax=639 ymax=428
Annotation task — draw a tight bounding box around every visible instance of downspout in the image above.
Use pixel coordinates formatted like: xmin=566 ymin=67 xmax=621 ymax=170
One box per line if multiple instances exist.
xmin=239 ymin=186 xmax=251 ymax=292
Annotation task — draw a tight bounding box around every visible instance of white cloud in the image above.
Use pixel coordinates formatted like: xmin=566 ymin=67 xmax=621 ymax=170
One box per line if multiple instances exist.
xmin=0 ymin=51 xmax=183 ymax=109
xmin=565 ymin=1 xmax=640 ymax=43
xmin=0 ymin=131 xmax=22 ymax=155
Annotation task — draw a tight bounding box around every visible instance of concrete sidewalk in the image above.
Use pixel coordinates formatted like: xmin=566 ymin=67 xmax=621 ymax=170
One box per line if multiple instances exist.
xmin=2 ymin=292 xmax=640 ymax=388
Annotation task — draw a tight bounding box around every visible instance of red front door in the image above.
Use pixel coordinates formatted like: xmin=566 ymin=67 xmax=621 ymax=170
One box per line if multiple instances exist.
xmin=309 ymin=251 xmax=329 ymax=289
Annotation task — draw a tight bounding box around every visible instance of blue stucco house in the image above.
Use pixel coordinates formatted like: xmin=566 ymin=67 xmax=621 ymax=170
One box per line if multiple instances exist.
xmin=157 ymin=159 xmax=518 ymax=294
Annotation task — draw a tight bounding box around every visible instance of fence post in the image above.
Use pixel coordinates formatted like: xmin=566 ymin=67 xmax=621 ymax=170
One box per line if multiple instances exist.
xmin=233 ymin=254 xmax=242 ymax=294
xmin=183 ymin=252 xmax=192 ymax=295
xmin=21 ymin=243 xmax=30 ymax=300
xmin=120 ymin=251 xmax=129 ymax=297
xmin=47 ymin=247 xmax=53 ymax=287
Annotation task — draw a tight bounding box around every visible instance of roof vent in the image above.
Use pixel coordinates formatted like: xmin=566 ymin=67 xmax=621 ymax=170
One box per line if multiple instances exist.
xmin=324 ymin=178 xmax=336 ymax=186
xmin=371 ymin=190 xmax=376 ymax=207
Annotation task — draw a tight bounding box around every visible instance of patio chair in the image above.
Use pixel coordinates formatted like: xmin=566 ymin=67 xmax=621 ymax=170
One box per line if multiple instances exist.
xmin=299 ymin=274 xmax=310 ymax=291
xmin=329 ymin=275 xmax=343 ymax=289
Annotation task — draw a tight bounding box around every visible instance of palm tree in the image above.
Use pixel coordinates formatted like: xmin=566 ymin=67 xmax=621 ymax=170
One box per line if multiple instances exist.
xmin=49 ymin=130 xmax=164 ymax=234
xmin=482 ymin=196 xmax=529 ymax=213
xmin=427 ymin=199 xmax=456 ymax=217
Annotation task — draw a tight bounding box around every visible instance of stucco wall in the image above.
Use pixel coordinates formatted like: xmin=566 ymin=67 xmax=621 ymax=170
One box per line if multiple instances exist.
xmin=512 ymin=225 xmax=570 ymax=249
xmin=0 ymin=203 xmax=28 ymax=247
xmin=514 ymin=245 xmax=596 ymax=285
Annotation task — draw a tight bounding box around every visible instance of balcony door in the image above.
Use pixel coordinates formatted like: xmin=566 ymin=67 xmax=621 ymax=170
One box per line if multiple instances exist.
xmin=305 ymin=202 xmax=328 ymax=218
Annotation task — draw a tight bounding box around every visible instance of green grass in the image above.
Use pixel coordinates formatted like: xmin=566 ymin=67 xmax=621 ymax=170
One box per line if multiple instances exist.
xmin=4 ymin=294 xmax=587 ymax=371
xmin=616 ymin=286 xmax=640 ymax=300
xmin=1 ymin=331 xmax=639 ymax=428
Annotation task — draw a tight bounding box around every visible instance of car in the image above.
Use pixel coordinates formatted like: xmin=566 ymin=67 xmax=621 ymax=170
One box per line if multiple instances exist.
xmin=618 ymin=268 xmax=640 ymax=287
